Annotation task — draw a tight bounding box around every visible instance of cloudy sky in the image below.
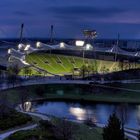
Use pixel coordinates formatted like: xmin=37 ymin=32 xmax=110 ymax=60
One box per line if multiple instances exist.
xmin=0 ymin=0 xmax=140 ymax=39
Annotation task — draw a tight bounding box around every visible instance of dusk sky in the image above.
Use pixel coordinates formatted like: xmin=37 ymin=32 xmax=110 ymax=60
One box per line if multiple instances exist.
xmin=1 ymin=0 xmax=140 ymax=39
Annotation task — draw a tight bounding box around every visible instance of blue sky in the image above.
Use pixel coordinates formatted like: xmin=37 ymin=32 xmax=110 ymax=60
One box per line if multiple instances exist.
xmin=0 ymin=0 xmax=140 ymax=39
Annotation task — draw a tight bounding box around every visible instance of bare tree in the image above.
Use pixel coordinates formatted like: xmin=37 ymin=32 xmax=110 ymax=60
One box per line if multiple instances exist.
xmin=54 ymin=118 xmax=76 ymax=140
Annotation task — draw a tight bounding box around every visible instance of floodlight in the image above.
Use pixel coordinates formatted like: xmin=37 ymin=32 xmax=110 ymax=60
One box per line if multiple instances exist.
xmin=18 ymin=43 xmax=25 ymax=50
xmin=24 ymin=44 xmax=31 ymax=51
xmin=60 ymin=42 xmax=65 ymax=48
xmin=36 ymin=42 xmax=41 ymax=48
xmin=8 ymin=49 xmax=11 ymax=54
xmin=75 ymin=40 xmax=85 ymax=46
xmin=85 ymin=43 xmax=93 ymax=50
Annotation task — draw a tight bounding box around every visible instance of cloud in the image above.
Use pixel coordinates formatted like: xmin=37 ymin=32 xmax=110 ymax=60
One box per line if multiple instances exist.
xmin=13 ymin=11 xmax=32 ymax=17
xmin=48 ymin=6 xmax=126 ymax=18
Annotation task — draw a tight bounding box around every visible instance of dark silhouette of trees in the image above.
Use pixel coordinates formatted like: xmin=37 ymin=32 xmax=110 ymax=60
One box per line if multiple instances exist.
xmin=54 ymin=118 xmax=76 ymax=140
xmin=23 ymin=66 xmax=31 ymax=77
xmin=138 ymin=130 xmax=140 ymax=140
xmin=103 ymin=113 xmax=127 ymax=140
xmin=7 ymin=65 xmax=20 ymax=87
xmin=18 ymin=87 xmax=29 ymax=111
xmin=0 ymin=92 xmax=11 ymax=118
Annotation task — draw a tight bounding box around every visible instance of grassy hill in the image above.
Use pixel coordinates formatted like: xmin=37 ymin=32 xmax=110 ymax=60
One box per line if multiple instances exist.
xmin=25 ymin=52 xmax=140 ymax=75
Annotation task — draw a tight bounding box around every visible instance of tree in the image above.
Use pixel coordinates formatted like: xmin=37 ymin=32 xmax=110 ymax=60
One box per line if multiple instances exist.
xmin=7 ymin=65 xmax=20 ymax=87
xmin=103 ymin=113 xmax=127 ymax=140
xmin=23 ymin=66 xmax=31 ymax=77
xmin=19 ymin=87 xmax=29 ymax=111
xmin=119 ymin=61 xmax=124 ymax=71
xmin=80 ymin=65 xmax=88 ymax=79
xmin=54 ymin=118 xmax=76 ymax=140
xmin=35 ymin=86 xmax=45 ymax=96
xmin=0 ymin=69 xmax=3 ymax=80
xmin=138 ymin=130 xmax=140 ymax=140
xmin=0 ymin=92 xmax=11 ymax=118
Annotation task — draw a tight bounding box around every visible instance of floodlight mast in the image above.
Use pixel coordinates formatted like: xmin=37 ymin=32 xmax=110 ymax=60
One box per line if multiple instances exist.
xmin=75 ymin=40 xmax=85 ymax=64
xmin=83 ymin=29 xmax=97 ymax=72
xmin=50 ymin=25 xmax=54 ymax=44
xmin=20 ymin=23 xmax=24 ymax=43
xmin=115 ymin=33 xmax=120 ymax=62
xmin=83 ymin=30 xmax=97 ymax=43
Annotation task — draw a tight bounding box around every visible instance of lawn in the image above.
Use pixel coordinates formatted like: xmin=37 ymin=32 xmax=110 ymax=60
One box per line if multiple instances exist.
xmin=2 ymin=83 xmax=140 ymax=105
xmin=5 ymin=117 xmax=103 ymax=140
xmin=0 ymin=106 xmax=32 ymax=132
xmin=25 ymin=52 xmax=140 ymax=75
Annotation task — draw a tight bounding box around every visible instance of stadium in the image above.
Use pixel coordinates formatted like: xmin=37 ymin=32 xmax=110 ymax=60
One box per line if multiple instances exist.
xmin=7 ymin=40 xmax=140 ymax=77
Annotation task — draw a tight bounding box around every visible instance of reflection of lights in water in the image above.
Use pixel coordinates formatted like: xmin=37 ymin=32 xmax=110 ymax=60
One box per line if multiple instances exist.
xmin=70 ymin=107 xmax=98 ymax=122
xmin=69 ymin=107 xmax=86 ymax=120
xmin=136 ymin=105 xmax=140 ymax=125
xmin=19 ymin=101 xmax=32 ymax=112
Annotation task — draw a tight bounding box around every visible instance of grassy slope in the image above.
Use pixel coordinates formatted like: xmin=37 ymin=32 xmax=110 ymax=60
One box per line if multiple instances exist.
xmin=2 ymin=83 xmax=140 ymax=105
xmin=26 ymin=53 xmax=130 ymax=75
xmin=25 ymin=52 xmax=140 ymax=75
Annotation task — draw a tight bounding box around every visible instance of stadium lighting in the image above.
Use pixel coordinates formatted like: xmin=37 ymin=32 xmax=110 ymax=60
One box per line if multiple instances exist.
xmin=75 ymin=40 xmax=85 ymax=47
xmin=8 ymin=49 xmax=11 ymax=54
xmin=36 ymin=42 xmax=41 ymax=48
xmin=60 ymin=42 xmax=65 ymax=49
xmin=24 ymin=44 xmax=31 ymax=51
xmin=85 ymin=43 xmax=93 ymax=50
xmin=8 ymin=56 xmax=11 ymax=62
xmin=18 ymin=43 xmax=25 ymax=50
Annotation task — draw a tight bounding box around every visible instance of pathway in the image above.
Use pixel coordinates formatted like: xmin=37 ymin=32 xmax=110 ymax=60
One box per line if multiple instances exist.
xmin=0 ymin=124 xmax=37 ymax=140
xmin=0 ymin=110 xmax=139 ymax=140
xmin=0 ymin=111 xmax=49 ymax=140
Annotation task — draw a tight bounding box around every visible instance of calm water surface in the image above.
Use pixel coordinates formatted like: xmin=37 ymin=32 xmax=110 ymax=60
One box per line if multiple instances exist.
xmin=32 ymin=101 xmax=140 ymax=129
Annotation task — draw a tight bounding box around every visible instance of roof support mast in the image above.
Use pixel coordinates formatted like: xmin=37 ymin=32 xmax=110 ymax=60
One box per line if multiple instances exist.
xmin=20 ymin=23 xmax=24 ymax=43
xmin=50 ymin=25 xmax=54 ymax=44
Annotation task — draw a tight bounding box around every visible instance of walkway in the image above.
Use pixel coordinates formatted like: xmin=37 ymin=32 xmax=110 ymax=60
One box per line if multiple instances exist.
xmin=1 ymin=78 xmax=140 ymax=93
xmin=0 ymin=110 xmax=139 ymax=140
xmin=0 ymin=124 xmax=37 ymax=140
xmin=0 ymin=111 xmax=49 ymax=140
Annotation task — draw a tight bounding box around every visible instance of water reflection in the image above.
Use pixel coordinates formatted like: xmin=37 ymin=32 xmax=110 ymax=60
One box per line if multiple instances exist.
xmin=69 ymin=107 xmax=86 ymax=120
xmin=136 ymin=105 xmax=140 ymax=127
xmin=69 ymin=107 xmax=97 ymax=123
xmin=28 ymin=101 xmax=140 ymax=129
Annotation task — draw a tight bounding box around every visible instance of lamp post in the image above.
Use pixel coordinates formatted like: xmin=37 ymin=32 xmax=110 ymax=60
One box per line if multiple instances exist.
xmin=83 ymin=30 xmax=97 ymax=72
xmin=75 ymin=40 xmax=85 ymax=64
